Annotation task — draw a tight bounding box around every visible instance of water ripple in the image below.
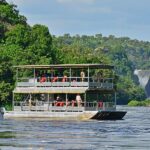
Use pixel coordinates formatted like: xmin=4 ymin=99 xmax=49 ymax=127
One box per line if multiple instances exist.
xmin=1 ymin=106 xmax=150 ymax=150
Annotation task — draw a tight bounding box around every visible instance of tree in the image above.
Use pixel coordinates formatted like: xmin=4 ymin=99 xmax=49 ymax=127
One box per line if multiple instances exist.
xmin=28 ymin=24 xmax=55 ymax=64
xmin=0 ymin=1 xmax=26 ymax=25
xmin=5 ymin=24 xmax=31 ymax=48
xmin=0 ymin=54 xmax=13 ymax=106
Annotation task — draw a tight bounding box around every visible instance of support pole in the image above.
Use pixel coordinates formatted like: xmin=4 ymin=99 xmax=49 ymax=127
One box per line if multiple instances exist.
xmin=48 ymin=93 xmax=50 ymax=111
xmin=34 ymin=68 xmax=36 ymax=87
xmin=34 ymin=94 xmax=37 ymax=111
xmin=88 ymin=67 xmax=90 ymax=87
xmin=114 ymin=92 xmax=117 ymax=110
xmin=70 ymin=68 xmax=71 ymax=86
xmin=66 ymin=93 xmax=68 ymax=111
xmin=84 ymin=93 xmax=86 ymax=110
xmin=112 ymin=69 xmax=115 ymax=89
xmin=16 ymin=68 xmax=18 ymax=83
xmin=29 ymin=94 xmax=32 ymax=111
xmin=12 ymin=92 xmax=14 ymax=111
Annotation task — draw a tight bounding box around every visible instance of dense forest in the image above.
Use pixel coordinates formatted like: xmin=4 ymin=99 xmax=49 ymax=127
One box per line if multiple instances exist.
xmin=0 ymin=0 xmax=149 ymax=108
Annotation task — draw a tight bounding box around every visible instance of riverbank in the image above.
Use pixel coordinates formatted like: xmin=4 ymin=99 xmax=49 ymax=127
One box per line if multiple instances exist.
xmin=128 ymin=99 xmax=150 ymax=106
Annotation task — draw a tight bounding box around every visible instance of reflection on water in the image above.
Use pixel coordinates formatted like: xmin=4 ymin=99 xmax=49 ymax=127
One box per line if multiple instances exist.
xmin=0 ymin=106 xmax=150 ymax=150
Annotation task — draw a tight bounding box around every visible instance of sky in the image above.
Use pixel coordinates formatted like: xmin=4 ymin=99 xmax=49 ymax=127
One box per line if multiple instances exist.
xmin=6 ymin=0 xmax=150 ymax=41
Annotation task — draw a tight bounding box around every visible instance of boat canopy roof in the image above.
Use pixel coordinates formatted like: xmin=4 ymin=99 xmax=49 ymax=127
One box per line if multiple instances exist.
xmin=13 ymin=64 xmax=114 ymax=69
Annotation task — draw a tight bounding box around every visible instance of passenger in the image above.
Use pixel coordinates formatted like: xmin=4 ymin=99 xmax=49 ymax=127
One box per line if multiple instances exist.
xmin=76 ymin=94 xmax=82 ymax=107
xmin=80 ymin=70 xmax=85 ymax=82
xmin=35 ymin=72 xmax=40 ymax=82
xmin=72 ymin=79 xmax=77 ymax=87
xmin=72 ymin=100 xmax=76 ymax=107
xmin=62 ymin=75 xmax=67 ymax=82
xmin=29 ymin=98 xmax=32 ymax=110
xmin=52 ymin=76 xmax=58 ymax=82
xmin=40 ymin=74 xmax=46 ymax=83
xmin=56 ymin=96 xmax=61 ymax=101
xmin=66 ymin=99 xmax=70 ymax=106
xmin=55 ymin=96 xmax=60 ymax=106
xmin=60 ymin=101 xmax=64 ymax=107
xmin=98 ymin=101 xmax=103 ymax=108
xmin=55 ymin=96 xmax=64 ymax=106
xmin=97 ymin=71 xmax=103 ymax=83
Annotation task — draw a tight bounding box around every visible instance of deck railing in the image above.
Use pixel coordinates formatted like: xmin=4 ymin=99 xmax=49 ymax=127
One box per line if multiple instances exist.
xmin=16 ymin=77 xmax=113 ymax=89
xmin=14 ymin=101 xmax=116 ymax=112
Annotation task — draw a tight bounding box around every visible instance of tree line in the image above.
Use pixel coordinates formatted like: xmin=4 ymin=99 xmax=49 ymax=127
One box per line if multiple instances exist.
xmin=0 ymin=0 xmax=148 ymax=107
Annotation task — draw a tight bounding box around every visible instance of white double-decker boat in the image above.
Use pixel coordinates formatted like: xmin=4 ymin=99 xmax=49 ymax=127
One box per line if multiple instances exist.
xmin=4 ymin=64 xmax=126 ymax=120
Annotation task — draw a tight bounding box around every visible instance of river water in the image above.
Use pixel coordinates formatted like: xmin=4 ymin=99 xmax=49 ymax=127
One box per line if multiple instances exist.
xmin=0 ymin=106 xmax=150 ymax=150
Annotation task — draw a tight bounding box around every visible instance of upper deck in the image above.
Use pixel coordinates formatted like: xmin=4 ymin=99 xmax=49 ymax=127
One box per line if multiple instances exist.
xmin=13 ymin=64 xmax=115 ymax=94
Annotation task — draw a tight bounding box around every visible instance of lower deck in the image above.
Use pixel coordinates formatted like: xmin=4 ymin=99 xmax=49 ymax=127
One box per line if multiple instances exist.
xmin=14 ymin=101 xmax=116 ymax=112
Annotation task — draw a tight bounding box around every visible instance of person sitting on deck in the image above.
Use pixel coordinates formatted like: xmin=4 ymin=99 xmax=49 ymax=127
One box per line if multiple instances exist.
xmin=55 ymin=96 xmax=64 ymax=107
xmin=40 ymin=74 xmax=46 ymax=83
xmin=72 ymin=79 xmax=77 ymax=87
xmin=52 ymin=75 xmax=58 ymax=82
xmin=71 ymin=100 xmax=76 ymax=107
xmin=76 ymin=94 xmax=82 ymax=107
xmin=66 ymin=99 xmax=70 ymax=106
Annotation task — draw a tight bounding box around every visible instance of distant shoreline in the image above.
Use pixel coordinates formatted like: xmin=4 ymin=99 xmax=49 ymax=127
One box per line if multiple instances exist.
xmin=128 ymin=99 xmax=150 ymax=106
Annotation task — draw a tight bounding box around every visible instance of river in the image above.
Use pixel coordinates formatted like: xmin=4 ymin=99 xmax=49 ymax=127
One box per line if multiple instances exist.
xmin=0 ymin=106 xmax=150 ymax=150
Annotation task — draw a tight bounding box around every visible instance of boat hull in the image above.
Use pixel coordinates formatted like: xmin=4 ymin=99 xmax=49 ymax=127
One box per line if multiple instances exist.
xmin=91 ymin=111 xmax=127 ymax=120
xmin=4 ymin=110 xmax=126 ymax=120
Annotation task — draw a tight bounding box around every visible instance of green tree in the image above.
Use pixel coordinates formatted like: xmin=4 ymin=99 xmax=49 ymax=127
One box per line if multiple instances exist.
xmin=0 ymin=54 xmax=13 ymax=106
xmin=0 ymin=0 xmax=26 ymax=25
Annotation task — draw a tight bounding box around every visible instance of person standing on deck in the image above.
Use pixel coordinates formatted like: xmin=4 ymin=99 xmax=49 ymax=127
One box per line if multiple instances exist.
xmin=80 ymin=70 xmax=85 ymax=82
xmin=29 ymin=98 xmax=32 ymax=110
xmin=76 ymin=94 xmax=82 ymax=107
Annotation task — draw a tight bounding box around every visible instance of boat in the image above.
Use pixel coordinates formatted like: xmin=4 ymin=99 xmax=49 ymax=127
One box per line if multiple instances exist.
xmin=4 ymin=64 xmax=127 ymax=120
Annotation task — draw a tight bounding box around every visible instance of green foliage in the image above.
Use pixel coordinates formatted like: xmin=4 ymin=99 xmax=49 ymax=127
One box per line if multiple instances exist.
xmin=5 ymin=24 xmax=31 ymax=48
xmin=0 ymin=0 xmax=26 ymax=25
xmin=54 ymin=34 xmax=147 ymax=104
xmin=117 ymin=76 xmax=146 ymax=104
xmin=0 ymin=24 xmax=6 ymax=40
xmin=128 ymin=100 xmax=142 ymax=106
xmin=0 ymin=1 xmax=55 ymax=106
xmin=4 ymin=24 xmax=54 ymax=65
xmin=0 ymin=54 xmax=13 ymax=106
xmin=28 ymin=24 xmax=54 ymax=64
xmin=128 ymin=99 xmax=150 ymax=106
xmin=0 ymin=0 xmax=149 ymax=107
xmin=4 ymin=101 xmax=12 ymax=111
